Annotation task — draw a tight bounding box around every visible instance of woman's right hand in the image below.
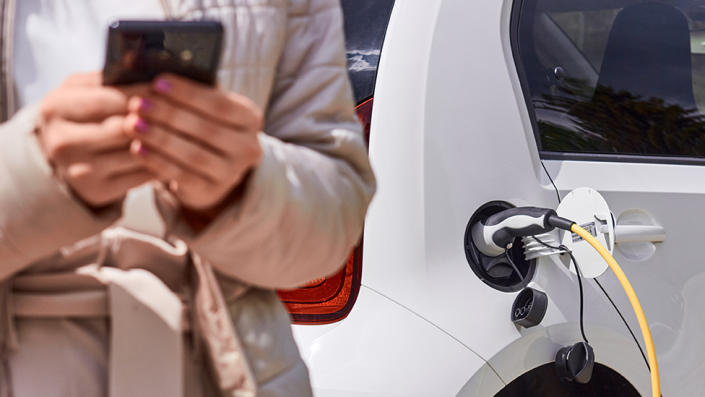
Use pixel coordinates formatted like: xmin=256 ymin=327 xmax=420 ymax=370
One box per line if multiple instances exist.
xmin=37 ymin=72 xmax=153 ymax=208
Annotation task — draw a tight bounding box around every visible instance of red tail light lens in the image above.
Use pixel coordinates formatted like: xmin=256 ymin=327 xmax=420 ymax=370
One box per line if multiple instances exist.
xmin=355 ymin=97 xmax=373 ymax=141
xmin=277 ymin=244 xmax=363 ymax=325
xmin=277 ymin=98 xmax=373 ymax=325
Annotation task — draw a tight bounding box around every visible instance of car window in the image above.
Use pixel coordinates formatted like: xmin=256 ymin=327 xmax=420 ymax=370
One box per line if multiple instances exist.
xmin=513 ymin=0 xmax=705 ymax=160
xmin=341 ymin=0 xmax=395 ymax=103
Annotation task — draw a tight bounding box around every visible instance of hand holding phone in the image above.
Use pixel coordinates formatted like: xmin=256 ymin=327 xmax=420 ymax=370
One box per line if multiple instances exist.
xmin=105 ymin=20 xmax=263 ymax=212
xmin=38 ymin=73 xmax=154 ymax=207
xmin=125 ymin=74 xmax=264 ymax=211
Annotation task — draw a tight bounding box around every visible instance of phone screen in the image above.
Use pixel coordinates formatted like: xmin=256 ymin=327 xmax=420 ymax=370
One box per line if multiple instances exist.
xmin=103 ymin=20 xmax=223 ymax=86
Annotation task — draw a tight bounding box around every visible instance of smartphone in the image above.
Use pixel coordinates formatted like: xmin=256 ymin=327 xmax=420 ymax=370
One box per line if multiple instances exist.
xmin=103 ymin=20 xmax=223 ymax=86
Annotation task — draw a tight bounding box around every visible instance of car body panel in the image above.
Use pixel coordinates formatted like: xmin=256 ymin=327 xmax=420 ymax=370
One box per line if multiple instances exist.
xmin=292 ymin=286 xmax=496 ymax=396
xmin=456 ymin=362 xmax=506 ymax=397
xmin=363 ymin=0 xmax=647 ymax=382
xmin=545 ymin=159 xmax=705 ymax=396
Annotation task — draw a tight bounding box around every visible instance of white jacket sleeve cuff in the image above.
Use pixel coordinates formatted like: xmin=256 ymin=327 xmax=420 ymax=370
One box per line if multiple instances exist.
xmin=0 ymin=105 xmax=122 ymax=278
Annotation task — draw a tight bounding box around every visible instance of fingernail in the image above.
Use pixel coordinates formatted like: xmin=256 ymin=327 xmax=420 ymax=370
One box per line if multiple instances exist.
xmin=154 ymin=78 xmax=172 ymax=93
xmin=135 ymin=118 xmax=149 ymax=133
xmin=137 ymin=143 xmax=149 ymax=155
xmin=138 ymin=98 xmax=152 ymax=112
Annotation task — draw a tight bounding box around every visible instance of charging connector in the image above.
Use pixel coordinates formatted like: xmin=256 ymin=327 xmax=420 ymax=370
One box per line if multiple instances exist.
xmin=466 ymin=203 xmax=660 ymax=397
xmin=547 ymin=214 xmax=575 ymax=231
xmin=470 ymin=207 xmax=559 ymax=257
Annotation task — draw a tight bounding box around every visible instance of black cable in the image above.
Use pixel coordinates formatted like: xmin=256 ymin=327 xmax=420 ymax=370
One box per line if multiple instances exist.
xmin=565 ymin=250 xmax=589 ymax=345
xmin=531 ymin=237 xmax=587 ymax=343
xmin=593 ymin=278 xmax=651 ymax=371
xmin=505 ymin=249 xmax=525 ymax=281
xmin=536 ymin=164 xmax=651 ymax=371
xmin=531 ymin=236 xmax=563 ymax=251
xmin=532 ymin=237 xmax=651 ymax=370
xmin=541 ymin=160 xmax=561 ymax=204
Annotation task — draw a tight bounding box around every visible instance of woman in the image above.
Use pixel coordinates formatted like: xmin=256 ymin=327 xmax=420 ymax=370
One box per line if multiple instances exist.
xmin=0 ymin=0 xmax=375 ymax=396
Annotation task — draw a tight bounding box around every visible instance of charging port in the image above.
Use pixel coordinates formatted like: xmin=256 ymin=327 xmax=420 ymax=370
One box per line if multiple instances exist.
xmin=464 ymin=201 xmax=537 ymax=292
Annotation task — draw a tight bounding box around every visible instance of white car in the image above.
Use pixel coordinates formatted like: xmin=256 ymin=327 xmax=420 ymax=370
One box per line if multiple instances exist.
xmin=279 ymin=0 xmax=705 ymax=395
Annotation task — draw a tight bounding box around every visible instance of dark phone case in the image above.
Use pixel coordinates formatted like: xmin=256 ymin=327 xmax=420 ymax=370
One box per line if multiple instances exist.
xmin=103 ymin=20 xmax=223 ymax=86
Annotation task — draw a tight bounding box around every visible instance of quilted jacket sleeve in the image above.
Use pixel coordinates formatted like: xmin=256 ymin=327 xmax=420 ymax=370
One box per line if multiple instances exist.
xmin=0 ymin=106 xmax=122 ymax=280
xmin=166 ymin=0 xmax=376 ymax=289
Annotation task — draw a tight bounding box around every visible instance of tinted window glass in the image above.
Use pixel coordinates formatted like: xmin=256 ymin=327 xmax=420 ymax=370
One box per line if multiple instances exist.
xmin=341 ymin=0 xmax=395 ymax=103
xmin=514 ymin=0 xmax=705 ymax=159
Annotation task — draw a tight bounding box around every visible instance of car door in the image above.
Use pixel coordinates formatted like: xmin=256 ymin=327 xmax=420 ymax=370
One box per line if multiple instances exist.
xmin=511 ymin=1 xmax=705 ymax=395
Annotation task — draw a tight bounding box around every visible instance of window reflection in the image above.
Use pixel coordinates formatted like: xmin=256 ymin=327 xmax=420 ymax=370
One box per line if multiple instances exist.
xmin=518 ymin=1 xmax=705 ymax=158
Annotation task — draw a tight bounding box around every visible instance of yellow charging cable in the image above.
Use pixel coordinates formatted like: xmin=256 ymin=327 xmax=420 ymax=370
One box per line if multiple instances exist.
xmin=571 ymin=224 xmax=660 ymax=397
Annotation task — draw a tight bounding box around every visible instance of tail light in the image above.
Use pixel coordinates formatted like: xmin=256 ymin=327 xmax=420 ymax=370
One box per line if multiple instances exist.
xmin=355 ymin=97 xmax=373 ymax=141
xmin=277 ymin=98 xmax=373 ymax=325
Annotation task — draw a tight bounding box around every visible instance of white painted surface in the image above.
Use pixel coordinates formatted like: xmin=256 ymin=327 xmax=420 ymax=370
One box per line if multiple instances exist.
xmin=614 ymin=209 xmax=665 ymax=262
xmin=614 ymin=225 xmax=666 ymax=245
xmin=361 ymin=0 xmax=650 ymax=390
xmin=456 ymin=362 xmax=506 ymax=397
xmin=292 ymin=286 xmax=492 ymax=396
xmin=294 ymin=0 xmax=704 ymax=395
xmin=554 ymin=187 xmax=614 ymax=278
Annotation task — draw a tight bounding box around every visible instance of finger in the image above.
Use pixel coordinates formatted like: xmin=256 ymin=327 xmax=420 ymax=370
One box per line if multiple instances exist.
xmin=42 ymin=81 xmax=152 ymax=123
xmin=130 ymin=140 xmax=212 ymax=191
xmin=127 ymin=96 xmax=235 ymax=153
xmin=113 ymin=83 xmax=152 ymax=99
xmin=59 ymin=72 xmax=151 ymax=96
xmin=91 ymin=149 xmax=145 ymax=178
xmin=42 ymin=88 xmax=130 ymax=122
xmin=41 ymin=116 xmax=131 ymax=162
xmin=151 ymin=74 xmax=263 ymax=130
xmin=124 ymin=114 xmax=230 ymax=181
xmin=60 ymin=72 xmax=102 ymax=88
xmin=64 ymin=164 xmax=153 ymax=207
xmin=100 ymin=170 xmax=154 ymax=204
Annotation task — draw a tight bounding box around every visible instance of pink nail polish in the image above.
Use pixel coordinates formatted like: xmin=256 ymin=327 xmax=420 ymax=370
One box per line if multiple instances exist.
xmin=154 ymin=78 xmax=172 ymax=93
xmin=135 ymin=118 xmax=149 ymax=133
xmin=139 ymin=98 xmax=152 ymax=112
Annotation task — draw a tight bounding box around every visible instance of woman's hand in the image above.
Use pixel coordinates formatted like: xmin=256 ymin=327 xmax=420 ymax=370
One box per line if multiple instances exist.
xmin=124 ymin=74 xmax=264 ymax=211
xmin=37 ymin=72 xmax=153 ymax=208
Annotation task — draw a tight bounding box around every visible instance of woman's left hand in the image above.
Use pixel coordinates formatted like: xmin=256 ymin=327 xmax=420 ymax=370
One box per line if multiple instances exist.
xmin=124 ymin=74 xmax=264 ymax=211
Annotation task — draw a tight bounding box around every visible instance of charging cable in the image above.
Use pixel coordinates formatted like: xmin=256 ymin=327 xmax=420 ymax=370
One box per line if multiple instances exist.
xmin=471 ymin=209 xmax=660 ymax=397
xmin=532 ymin=237 xmax=589 ymax=345
xmin=571 ymin=223 xmax=660 ymax=397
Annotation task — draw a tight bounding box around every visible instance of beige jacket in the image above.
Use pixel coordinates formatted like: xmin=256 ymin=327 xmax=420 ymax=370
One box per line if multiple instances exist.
xmin=0 ymin=0 xmax=375 ymax=396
